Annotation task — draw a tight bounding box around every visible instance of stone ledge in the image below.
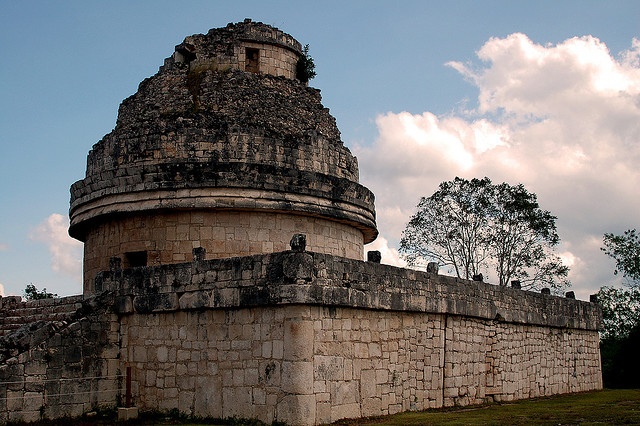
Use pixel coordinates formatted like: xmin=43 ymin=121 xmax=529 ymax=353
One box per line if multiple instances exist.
xmin=99 ymin=251 xmax=602 ymax=331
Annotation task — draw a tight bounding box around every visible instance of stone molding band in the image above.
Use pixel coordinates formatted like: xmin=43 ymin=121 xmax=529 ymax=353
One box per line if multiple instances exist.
xmin=69 ymin=187 xmax=378 ymax=243
xmin=98 ymin=250 xmax=602 ymax=331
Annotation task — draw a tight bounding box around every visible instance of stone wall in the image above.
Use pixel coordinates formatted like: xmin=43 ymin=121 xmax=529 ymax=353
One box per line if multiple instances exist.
xmin=0 ymin=249 xmax=602 ymax=424
xmin=116 ymin=305 xmax=600 ymax=425
xmin=170 ymin=19 xmax=302 ymax=80
xmin=82 ymin=211 xmax=365 ymax=293
xmin=98 ymin=249 xmax=601 ymax=425
xmin=0 ymin=293 xmax=121 ymax=423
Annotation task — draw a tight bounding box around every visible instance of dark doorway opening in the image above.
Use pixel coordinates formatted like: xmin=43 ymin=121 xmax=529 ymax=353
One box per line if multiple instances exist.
xmin=124 ymin=251 xmax=148 ymax=268
xmin=245 ymin=48 xmax=260 ymax=73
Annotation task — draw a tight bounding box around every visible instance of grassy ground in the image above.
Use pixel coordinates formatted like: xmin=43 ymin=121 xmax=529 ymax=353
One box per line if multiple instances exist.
xmin=12 ymin=389 xmax=640 ymax=425
xmin=330 ymin=389 xmax=640 ymax=425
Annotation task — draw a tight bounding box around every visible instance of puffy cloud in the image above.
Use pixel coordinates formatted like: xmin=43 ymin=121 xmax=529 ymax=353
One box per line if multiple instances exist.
xmin=360 ymin=34 xmax=640 ymax=300
xmin=30 ymin=214 xmax=82 ymax=281
xmin=364 ymin=236 xmax=406 ymax=269
xmin=0 ymin=283 xmax=4 ymax=297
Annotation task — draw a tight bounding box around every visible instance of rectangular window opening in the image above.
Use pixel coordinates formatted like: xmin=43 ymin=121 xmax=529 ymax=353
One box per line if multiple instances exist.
xmin=245 ymin=48 xmax=260 ymax=73
xmin=124 ymin=251 xmax=148 ymax=268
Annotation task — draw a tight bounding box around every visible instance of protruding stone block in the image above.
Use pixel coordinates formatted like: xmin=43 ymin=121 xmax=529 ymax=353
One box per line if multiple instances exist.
xmin=192 ymin=247 xmax=206 ymax=261
xmin=427 ymin=262 xmax=439 ymax=274
xmin=283 ymin=252 xmax=314 ymax=282
xmin=117 ymin=407 xmax=139 ymax=421
xmin=367 ymin=251 xmax=381 ymax=263
xmin=565 ymin=291 xmax=575 ymax=299
xmin=511 ymin=280 xmax=521 ymax=289
xmin=114 ymin=296 xmax=133 ymax=314
xmin=290 ymin=234 xmax=307 ymax=252
xmin=541 ymin=288 xmax=551 ymax=295
xmin=109 ymin=257 xmax=122 ymax=272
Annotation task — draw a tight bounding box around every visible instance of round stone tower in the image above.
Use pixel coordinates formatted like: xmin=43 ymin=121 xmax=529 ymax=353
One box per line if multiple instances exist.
xmin=69 ymin=19 xmax=378 ymax=294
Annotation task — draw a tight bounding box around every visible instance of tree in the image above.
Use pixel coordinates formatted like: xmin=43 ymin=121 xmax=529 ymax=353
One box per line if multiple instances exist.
xmin=296 ymin=44 xmax=316 ymax=83
xmin=598 ymin=230 xmax=640 ymax=387
xmin=596 ymin=286 xmax=640 ymax=388
xmin=602 ymin=229 xmax=640 ymax=286
xmin=399 ymin=177 xmax=570 ymax=292
xmin=597 ymin=286 xmax=640 ymax=340
xmin=399 ymin=177 xmax=493 ymax=280
xmin=23 ymin=284 xmax=57 ymax=301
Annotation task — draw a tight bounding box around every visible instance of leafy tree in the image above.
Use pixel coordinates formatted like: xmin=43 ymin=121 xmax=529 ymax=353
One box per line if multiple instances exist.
xmin=596 ymin=286 xmax=640 ymax=388
xmin=399 ymin=177 xmax=493 ymax=280
xmin=598 ymin=231 xmax=640 ymax=387
xmin=602 ymin=229 xmax=640 ymax=286
xmin=23 ymin=284 xmax=57 ymax=301
xmin=296 ymin=44 xmax=316 ymax=83
xmin=597 ymin=286 xmax=640 ymax=340
xmin=399 ymin=177 xmax=570 ymax=292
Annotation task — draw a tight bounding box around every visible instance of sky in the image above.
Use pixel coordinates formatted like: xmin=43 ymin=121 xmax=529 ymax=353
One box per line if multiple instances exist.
xmin=1 ymin=1 xmax=639 ymax=300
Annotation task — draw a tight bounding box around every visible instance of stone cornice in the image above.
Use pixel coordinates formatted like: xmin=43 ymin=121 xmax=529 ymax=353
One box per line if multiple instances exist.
xmin=99 ymin=251 xmax=602 ymax=331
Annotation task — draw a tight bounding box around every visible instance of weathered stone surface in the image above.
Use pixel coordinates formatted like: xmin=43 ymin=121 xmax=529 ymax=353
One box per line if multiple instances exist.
xmin=98 ymin=251 xmax=602 ymax=330
xmin=68 ymin=20 xmax=377 ymax=293
xmin=0 ymin=293 xmax=120 ymax=423
xmin=0 ymin=19 xmax=602 ymax=426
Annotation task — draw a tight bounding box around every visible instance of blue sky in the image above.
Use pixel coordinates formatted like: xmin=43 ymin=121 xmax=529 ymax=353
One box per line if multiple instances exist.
xmin=1 ymin=1 xmax=639 ymax=298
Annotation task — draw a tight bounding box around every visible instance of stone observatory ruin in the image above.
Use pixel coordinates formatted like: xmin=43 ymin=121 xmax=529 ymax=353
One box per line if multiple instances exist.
xmin=68 ymin=19 xmax=377 ymax=295
xmin=0 ymin=20 xmax=602 ymax=425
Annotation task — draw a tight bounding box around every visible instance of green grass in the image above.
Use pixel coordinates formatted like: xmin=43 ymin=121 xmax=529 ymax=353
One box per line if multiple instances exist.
xmin=331 ymin=389 xmax=640 ymax=425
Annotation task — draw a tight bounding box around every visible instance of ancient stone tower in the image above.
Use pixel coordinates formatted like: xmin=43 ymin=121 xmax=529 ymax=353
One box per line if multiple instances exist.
xmin=0 ymin=20 xmax=601 ymax=426
xmin=69 ymin=19 xmax=378 ymax=294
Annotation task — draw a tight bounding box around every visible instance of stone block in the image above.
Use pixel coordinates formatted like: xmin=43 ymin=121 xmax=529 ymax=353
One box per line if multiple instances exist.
xmin=281 ymin=361 xmax=314 ymax=394
xmin=314 ymin=355 xmax=344 ymax=381
xmin=362 ymin=396 xmax=383 ymax=417
xmin=179 ymin=291 xmax=211 ymax=309
xmin=331 ymin=402 xmax=361 ymax=423
xmin=360 ymin=369 xmax=377 ymax=398
xmin=284 ymin=319 xmax=313 ymax=361
xmin=133 ymin=293 xmax=179 ymax=313
xmin=117 ymin=407 xmax=139 ymax=421
xmin=222 ymin=386 xmax=253 ymax=418
xmin=276 ymin=394 xmax=316 ymax=426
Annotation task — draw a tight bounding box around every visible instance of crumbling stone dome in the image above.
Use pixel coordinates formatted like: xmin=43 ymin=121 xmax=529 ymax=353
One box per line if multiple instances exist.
xmin=69 ymin=20 xmax=378 ymax=294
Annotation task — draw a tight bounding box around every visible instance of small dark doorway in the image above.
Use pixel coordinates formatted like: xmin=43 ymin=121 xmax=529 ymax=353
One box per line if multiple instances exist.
xmin=245 ymin=48 xmax=260 ymax=73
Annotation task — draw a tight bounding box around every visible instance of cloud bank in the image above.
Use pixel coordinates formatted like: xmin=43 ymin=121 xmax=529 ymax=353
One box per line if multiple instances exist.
xmin=358 ymin=34 xmax=640 ymax=300
xmin=30 ymin=214 xmax=82 ymax=282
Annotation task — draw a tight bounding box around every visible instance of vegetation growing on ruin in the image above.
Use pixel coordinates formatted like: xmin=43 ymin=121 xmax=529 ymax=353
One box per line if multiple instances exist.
xmin=296 ymin=44 xmax=316 ymax=83
xmin=23 ymin=283 xmax=57 ymax=300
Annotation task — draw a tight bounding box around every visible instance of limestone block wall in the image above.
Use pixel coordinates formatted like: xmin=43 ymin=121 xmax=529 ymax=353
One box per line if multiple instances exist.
xmin=120 ymin=307 xmax=297 ymax=421
xmin=117 ymin=305 xmax=600 ymax=425
xmin=0 ymin=294 xmax=121 ymax=423
xmin=99 ymin=249 xmax=602 ymax=425
xmin=82 ymin=211 xmax=364 ymax=293
xmin=171 ymin=20 xmax=302 ymax=80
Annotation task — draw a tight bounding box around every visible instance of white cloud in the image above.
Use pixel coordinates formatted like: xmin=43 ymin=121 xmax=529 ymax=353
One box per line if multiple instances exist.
xmin=30 ymin=214 xmax=82 ymax=281
xmin=355 ymin=34 xmax=640 ymax=300
xmin=0 ymin=283 xmax=5 ymax=297
xmin=364 ymin=236 xmax=406 ymax=269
